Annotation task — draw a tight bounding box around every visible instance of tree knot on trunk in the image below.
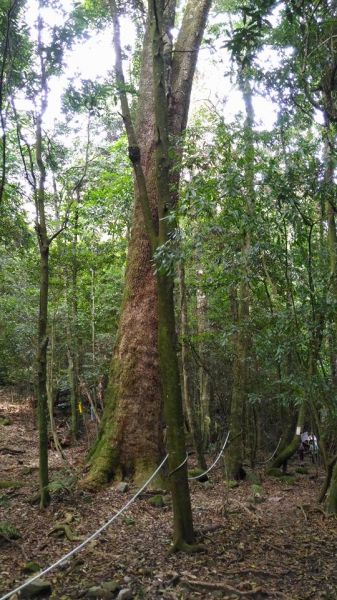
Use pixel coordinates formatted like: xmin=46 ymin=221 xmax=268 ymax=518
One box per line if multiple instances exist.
xmin=128 ymin=145 xmax=141 ymax=163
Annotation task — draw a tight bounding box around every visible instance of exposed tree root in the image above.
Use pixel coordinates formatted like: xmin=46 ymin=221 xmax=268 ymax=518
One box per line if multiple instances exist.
xmin=296 ymin=503 xmax=326 ymax=523
xmin=48 ymin=523 xmax=82 ymax=542
xmin=318 ymin=453 xmax=337 ymax=503
xmin=195 ymin=523 xmax=224 ymax=536
xmin=0 ymin=447 xmax=25 ymax=455
xmin=297 ymin=503 xmax=308 ymax=521
xmin=179 ymin=578 xmax=266 ymax=597
xmin=263 ymin=542 xmax=293 ymax=557
xmin=169 ymin=541 xmax=206 ymax=554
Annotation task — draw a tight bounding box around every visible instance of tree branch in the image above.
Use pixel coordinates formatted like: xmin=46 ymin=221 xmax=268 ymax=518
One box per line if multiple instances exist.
xmin=170 ymin=0 xmax=212 ymax=135
xmin=0 ymin=0 xmax=19 ymax=205
xmin=108 ymin=0 xmax=158 ymax=251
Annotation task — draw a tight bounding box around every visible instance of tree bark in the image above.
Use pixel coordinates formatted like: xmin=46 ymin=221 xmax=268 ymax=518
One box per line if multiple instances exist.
xmin=35 ymin=12 xmax=50 ymax=507
xmin=157 ymin=272 xmax=194 ymax=547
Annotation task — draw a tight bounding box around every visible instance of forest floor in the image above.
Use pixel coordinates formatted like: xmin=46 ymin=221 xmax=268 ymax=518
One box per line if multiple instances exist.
xmin=1 ymin=391 xmax=337 ymax=600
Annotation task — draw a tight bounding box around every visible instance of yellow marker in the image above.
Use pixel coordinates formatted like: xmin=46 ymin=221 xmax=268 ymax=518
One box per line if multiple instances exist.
xmin=78 ymin=401 xmax=83 ymax=414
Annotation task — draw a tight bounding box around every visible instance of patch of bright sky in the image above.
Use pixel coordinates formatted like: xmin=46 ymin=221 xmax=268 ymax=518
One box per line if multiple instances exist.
xmin=23 ymin=1 xmax=135 ymax=131
xmin=193 ymin=50 xmax=279 ymax=131
xmin=23 ymin=0 xmax=282 ymax=134
xmin=44 ymin=28 xmax=117 ymax=128
xmin=190 ymin=5 xmax=286 ymax=131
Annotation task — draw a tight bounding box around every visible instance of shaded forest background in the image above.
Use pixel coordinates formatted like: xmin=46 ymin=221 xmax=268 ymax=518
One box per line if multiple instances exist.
xmin=2 ymin=0 xmax=337 ymax=555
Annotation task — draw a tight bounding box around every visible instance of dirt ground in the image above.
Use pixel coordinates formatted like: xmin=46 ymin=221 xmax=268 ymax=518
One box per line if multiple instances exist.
xmin=1 ymin=390 xmax=337 ymax=600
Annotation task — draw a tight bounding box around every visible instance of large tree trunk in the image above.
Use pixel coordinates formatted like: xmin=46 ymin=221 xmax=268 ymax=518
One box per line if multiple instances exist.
xmin=88 ymin=212 xmax=163 ymax=485
xmin=87 ymin=0 xmax=212 ymax=488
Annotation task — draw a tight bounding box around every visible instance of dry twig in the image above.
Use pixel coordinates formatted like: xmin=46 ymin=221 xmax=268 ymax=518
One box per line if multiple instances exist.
xmin=179 ymin=578 xmax=265 ymax=597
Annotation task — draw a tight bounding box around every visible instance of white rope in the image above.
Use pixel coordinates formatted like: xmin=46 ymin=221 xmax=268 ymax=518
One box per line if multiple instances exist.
xmin=188 ymin=431 xmax=230 ymax=480
xmin=0 ymin=455 xmax=169 ymax=600
xmin=256 ymin=437 xmax=282 ymax=465
xmin=168 ymin=454 xmax=188 ymax=477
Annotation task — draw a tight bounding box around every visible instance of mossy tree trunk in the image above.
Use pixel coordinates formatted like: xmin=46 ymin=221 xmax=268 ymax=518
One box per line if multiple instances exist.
xmin=322 ymin=116 xmax=337 ymax=508
xmin=271 ymin=403 xmax=305 ymax=471
xmin=149 ymin=0 xmax=196 ymax=547
xmin=66 ymin=202 xmax=80 ymax=440
xmin=37 ymin=240 xmax=50 ymax=508
xmin=157 ymin=271 xmax=194 ymax=547
xmin=225 ymin=286 xmax=247 ymax=480
xmin=29 ymin=12 xmax=66 ymax=506
xmin=35 ymin=14 xmax=51 ymax=508
xmin=87 ymin=16 xmax=163 ymax=487
xmin=47 ymin=316 xmax=66 ymax=460
xmin=196 ymin=281 xmax=212 ymax=450
xmin=325 ymin=462 xmax=337 ymax=513
xmin=294 ymin=5 xmax=337 ymax=508
xmin=87 ymin=0 xmax=212 ymax=489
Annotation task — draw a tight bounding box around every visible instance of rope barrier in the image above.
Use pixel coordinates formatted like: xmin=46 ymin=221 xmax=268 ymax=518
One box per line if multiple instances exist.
xmin=0 ymin=455 xmax=169 ymax=600
xmin=188 ymin=431 xmax=230 ymax=480
xmin=2 ymin=430 xmax=232 ymax=599
xmin=168 ymin=454 xmax=188 ymax=477
xmin=256 ymin=437 xmax=282 ymax=465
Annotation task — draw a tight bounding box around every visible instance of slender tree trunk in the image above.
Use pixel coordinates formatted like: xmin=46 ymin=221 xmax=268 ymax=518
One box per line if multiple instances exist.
xmin=0 ymin=0 xmax=18 ymax=205
xmin=225 ymin=68 xmax=254 ymax=480
xmin=151 ymin=0 xmax=196 ymax=547
xmin=65 ymin=268 xmax=80 ymax=440
xmin=196 ymin=280 xmax=212 ymax=449
xmin=67 ymin=345 xmax=79 ymax=439
xmin=321 ymin=116 xmax=337 ymax=509
xmin=35 ymin=12 xmax=51 ymax=507
xmin=157 ymin=272 xmax=194 ymax=547
xmin=225 ymin=285 xmax=246 ymax=480
xmin=319 ymin=453 xmax=337 ymax=505
xmin=68 ymin=203 xmax=80 ymax=438
xmin=178 ymin=263 xmax=207 ymax=470
xmin=324 ymin=120 xmax=337 ymax=386
xmin=47 ymin=315 xmax=66 ymax=460
xmin=37 ymin=244 xmax=50 ymax=506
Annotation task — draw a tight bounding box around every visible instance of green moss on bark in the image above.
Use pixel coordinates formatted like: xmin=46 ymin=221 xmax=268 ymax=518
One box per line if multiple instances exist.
xmin=271 ymin=403 xmax=305 ymax=470
xmin=325 ymin=461 xmax=337 ymax=513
